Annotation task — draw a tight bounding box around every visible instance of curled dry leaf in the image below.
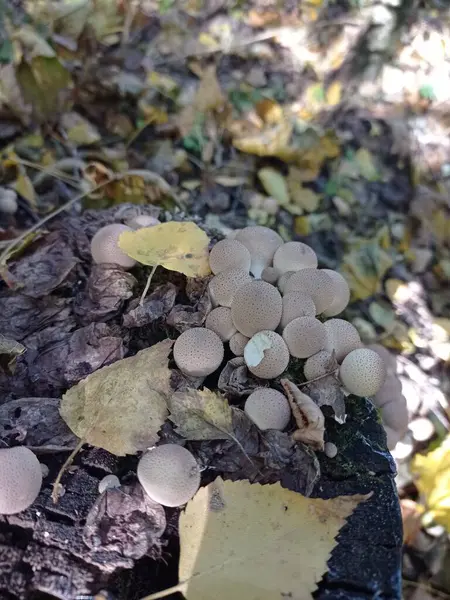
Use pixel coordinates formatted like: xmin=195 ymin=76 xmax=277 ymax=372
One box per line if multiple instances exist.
xmin=118 ymin=221 xmax=211 ymax=278
xmin=143 ymin=478 xmax=371 ymax=600
xmin=60 ymin=339 xmax=174 ymax=456
xmin=281 ymin=379 xmax=325 ymax=450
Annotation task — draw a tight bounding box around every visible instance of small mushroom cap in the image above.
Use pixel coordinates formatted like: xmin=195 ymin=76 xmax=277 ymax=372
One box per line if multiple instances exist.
xmin=208 ymin=239 xmax=251 ymax=274
xmin=261 ymin=266 xmax=280 ymax=285
xmin=137 ymin=444 xmax=200 ymax=507
xmin=277 ymin=271 xmax=295 ymax=295
xmin=373 ymin=375 xmax=402 ymax=408
xmin=339 ymin=348 xmax=386 ymax=397
xmin=126 ymin=215 xmax=160 ymax=230
xmin=321 ymin=269 xmax=350 ymax=317
xmin=205 ymin=307 xmax=236 ymax=342
xmin=91 ymin=223 xmax=136 ymax=269
xmin=366 ymin=344 xmax=397 ymax=377
xmin=381 ymin=395 xmax=408 ymax=433
xmin=174 ymin=328 xmax=224 ymax=377
xmin=324 ymin=319 xmax=362 ymax=363
xmin=244 ymin=330 xmax=290 ymax=379
xmin=208 ymin=268 xmax=252 ymax=308
xmin=282 ymin=317 xmax=327 ymax=359
xmin=229 ymin=332 xmax=250 ymax=356
xmin=284 ymin=269 xmax=334 ymax=314
xmin=98 ymin=474 xmax=121 ymax=494
xmin=0 ymin=447 xmax=42 ymax=515
xmin=324 ymin=442 xmax=338 ymax=458
xmin=244 ymin=388 xmax=291 ymax=430
xmin=235 ymin=226 xmax=283 ymax=278
xmin=384 ymin=425 xmax=401 ymax=451
xmin=273 ymin=242 xmax=318 ymax=274
xmin=231 ymin=280 xmax=282 ymax=337
xmin=280 ymin=291 xmax=316 ymax=330
xmin=304 ymin=350 xmax=335 ymax=380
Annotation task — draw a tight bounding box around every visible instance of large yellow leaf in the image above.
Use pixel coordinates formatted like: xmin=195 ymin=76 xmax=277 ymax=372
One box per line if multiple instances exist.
xmin=60 ymin=340 xmax=173 ymax=456
xmin=341 ymin=243 xmax=393 ymax=301
xmin=143 ymin=479 xmax=369 ymax=600
xmin=118 ymin=221 xmax=211 ymax=277
xmin=411 ymin=436 xmax=450 ymax=531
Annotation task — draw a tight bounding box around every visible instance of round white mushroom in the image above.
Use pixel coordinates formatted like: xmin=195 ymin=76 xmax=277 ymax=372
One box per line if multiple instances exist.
xmin=381 ymin=396 xmax=408 ymax=433
xmin=208 ymin=268 xmax=252 ymax=308
xmin=282 ymin=316 xmax=327 ymax=359
xmin=208 ymin=239 xmax=251 ymax=274
xmin=90 ymin=223 xmax=136 ymax=269
xmin=324 ymin=442 xmax=338 ymax=458
xmin=244 ymin=330 xmax=290 ymax=379
xmin=280 ymin=291 xmax=316 ymax=330
xmin=373 ymin=375 xmax=402 ymax=408
xmin=324 ymin=319 xmax=362 ymax=363
xmin=231 ymin=280 xmax=282 ymax=337
xmin=339 ymin=348 xmax=386 ymax=397
xmin=205 ymin=307 xmax=236 ymax=342
xmin=235 ymin=226 xmax=283 ymax=278
xmin=273 ymin=241 xmax=318 ymax=274
xmin=261 ymin=266 xmax=280 ymax=285
xmin=0 ymin=447 xmax=42 ymax=515
xmin=277 ymin=271 xmax=296 ymax=295
xmin=244 ymin=388 xmax=291 ymax=431
xmin=304 ymin=350 xmax=335 ymax=381
xmin=321 ymin=269 xmax=350 ymax=317
xmin=173 ymin=328 xmax=224 ymax=377
xmin=137 ymin=444 xmax=200 ymax=507
xmin=284 ymin=269 xmax=334 ymax=314
xmin=229 ymin=332 xmax=250 ymax=356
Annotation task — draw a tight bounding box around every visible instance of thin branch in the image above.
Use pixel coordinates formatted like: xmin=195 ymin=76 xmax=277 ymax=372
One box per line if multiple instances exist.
xmin=51 ymin=437 xmax=85 ymax=503
xmin=139 ymin=264 xmax=158 ymax=306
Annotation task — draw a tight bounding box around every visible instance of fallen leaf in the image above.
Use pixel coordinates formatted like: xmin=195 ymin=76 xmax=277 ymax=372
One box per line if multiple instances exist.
xmin=13 ymin=172 xmax=36 ymax=206
xmin=60 ymin=340 xmax=173 ymax=456
xmin=143 ymin=478 xmax=370 ymax=600
xmin=341 ymin=243 xmax=394 ymax=301
xmin=326 ymin=81 xmax=342 ymax=106
xmin=257 ymin=167 xmax=290 ymax=206
xmin=61 ymin=112 xmax=101 ymax=145
xmin=411 ymin=435 xmax=450 ymax=531
xmin=0 ymin=64 xmax=31 ymax=124
xmin=232 ymin=119 xmax=293 ymax=157
xmin=168 ymin=388 xmax=233 ymax=440
xmin=13 ymin=25 xmax=56 ymax=60
xmin=354 ymin=148 xmax=379 ymax=181
xmin=281 ymin=379 xmax=325 ymax=450
xmin=118 ymin=221 xmax=211 ymax=277
xmin=368 ymin=301 xmax=396 ymax=331
xmin=288 ymin=170 xmax=321 ymax=213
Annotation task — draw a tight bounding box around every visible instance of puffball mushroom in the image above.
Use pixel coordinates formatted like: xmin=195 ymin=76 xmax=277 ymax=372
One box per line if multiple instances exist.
xmin=373 ymin=375 xmax=402 ymax=408
xmin=208 ymin=268 xmax=252 ymax=308
xmin=321 ymin=269 xmax=350 ymax=317
xmin=284 ymin=269 xmax=334 ymax=314
xmin=208 ymin=239 xmax=251 ymax=274
xmin=244 ymin=330 xmax=290 ymax=379
xmin=235 ymin=225 xmax=283 ymax=278
xmin=231 ymin=280 xmax=282 ymax=337
xmin=324 ymin=319 xmax=362 ymax=363
xmin=304 ymin=350 xmax=335 ymax=381
xmin=282 ymin=316 xmax=327 ymax=359
xmin=244 ymin=388 xmax=291 ymax=431
xmin=339 ymin=348 xmax=386 ymax=397
xmin=126 ymin=215 xmax=160 ymax=230
xmin=384 ymin=425 xmax=401 ymax=451
xmin=0 ymin=446 xmax=42 ymax=515
xmin=381 ymin=395 xmax=408 ymax=433
xmin=277 ymin=271 xmax=295 ymax=295
xmin=261 ymin=266 xmax=280 ymax=285
xmin=273 ymin=241 xmax=318 ymax=274
xmin=137 ymin=444 xmax=200 ymax=507
xmin=205 ymin=307 xmax=236 ymax=342
xmin=229 ymin=332 xmax=250 ymax=356
xmin=90 ymin=223 xmax=136 ymax=269
xmin=280 ymin=291 xmax=316 ymax=330
xmin=173 ymin=327 xmax=224 ymax=377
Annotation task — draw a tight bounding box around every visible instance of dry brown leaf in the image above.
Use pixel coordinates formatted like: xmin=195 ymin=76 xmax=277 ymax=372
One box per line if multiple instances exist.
xmin=60 ymin=340 xmax=174 ymax=456
xmin=143 ymin=478 xmax=370 ymax=600
xmin=281 ymin=379 xmax=325 ymax=450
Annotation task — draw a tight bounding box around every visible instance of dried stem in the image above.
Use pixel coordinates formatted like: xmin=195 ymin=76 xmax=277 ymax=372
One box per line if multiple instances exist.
xmin=140 ymin=583 xmax=185 ymax=600
xmin=51 ymin=437 xmax=85 ymax=503
xmin=139 ymin=264 xmax=158 ymax=306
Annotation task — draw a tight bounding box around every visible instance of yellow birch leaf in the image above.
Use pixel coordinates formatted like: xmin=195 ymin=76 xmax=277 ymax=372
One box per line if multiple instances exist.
xmin=258 ymin=167 xmax=290 ymax=206
xmin=342 ymin=244 xmax=393 ymax=301
xmin=143 ymin=478 xmax=370 ymax=600
xmin=326 ymin=81 xmax=342 ymax=106
xmin=118 ymin=221 xmax=211 ymax=277
xmin=232 ymin=119 xmax=293 ymax=157
xmin=13 ymin=172 xmax=36 ymax=206
xmin=60 ymin=340 xmax=173 ymax=456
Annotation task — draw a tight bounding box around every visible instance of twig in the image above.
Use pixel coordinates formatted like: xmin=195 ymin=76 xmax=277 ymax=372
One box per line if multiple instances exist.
xmin=298 ymin=369 xmax=338 ymax=387
xmin=51 ymin=437 xmax=85 ymax=503
xmin=139 ymin=264 xmax=158 ymax=306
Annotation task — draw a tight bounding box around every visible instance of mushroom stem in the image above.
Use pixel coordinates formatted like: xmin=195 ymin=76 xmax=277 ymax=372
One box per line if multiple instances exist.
xmin=52 ymin=437 xmax=85 ymax=504
xmin=140 ymin=583 xmax=186 ymax=600
xmin=140 ymin=264 xmax=158 ymax=306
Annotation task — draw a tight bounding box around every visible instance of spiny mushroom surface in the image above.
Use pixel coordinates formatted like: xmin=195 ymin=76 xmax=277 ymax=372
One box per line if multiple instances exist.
xmin=90 ymin=223 xmax=136 ymax=268
xmin=208 ymin=239 xmax=251 ymax=274
xmin=229 ymin=331 xmax=249 ymax=356
xmin=231 ymin=280 xmax=282 ymax=337
xmin=339 ymin=348 xmax=386 ymax=397
xmin=235 ymin=226 xmax=283 ymax=278
xmin=284 ymin=269 xmax=334 ymax=314
xmin=304 ymin=350 xmax=335 ymax=381
xmin=282 ymin=316 xmax=327 ymax=358
xmin=273 ymin=241 xmax=318 ymax=274
xmin=244 ymin=388 xmax=291 ymax=430
xmin=205 ymin=307 xmax=236 ymax=342
xmin=137 ymin=444 xmax=200 ymax=507
xmin=321 ymin=269 xmax=350 ymax=317
xmin=324 ymin=319 xmax=362 ymax=363
xmin=173 ymin=327 xmax=224 ymax=377
xmin=277 ymin=271 xmax=295 ymax=294
xmin=208 ymin=268 xmax=252 ymax=308
xmin=280 ymin=291 xmax=316 ymax=330
xmin=244 ymin=330 xmax=290 ymax=379
xmin=0 ymin=447 xmax=42 ymax=515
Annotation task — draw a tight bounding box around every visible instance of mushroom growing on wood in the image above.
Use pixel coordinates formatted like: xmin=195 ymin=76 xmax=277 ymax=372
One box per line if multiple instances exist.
xmin=244 ymin=330 xmax=290 ymax=379
xmin=0 ymin=447 xmax=42 ymax=515
xmin=208 ymin=239 xmax=251 ymax=274
xmin=282 ymin=316 xmax=327 ymax=359
xmin=174 ymin=327 xmax=224 ymax=377
xmin=284 ymin=269 xmax=334 ymax=314
xmin=137 ymin=444 xmax=200 ymax=507
xmin=324 ymin=319 xmax=362 ymax=363
xmin=205 ymin=307 xmax=236 ymax=342
xmin=244 ymin=388 xmax=291 ymax=431
xmin=339 ymin=348 xmax=386 ymax=397
xmin=273 ymin=241 xmax=318 ymax=274
xmin=208 ymin=268 xmax=252 ymax=308
xmin=231 ymin=280 xmax=282 ymax=337
xmin=90 ymin=223 xmax=136 ymax=268
xmin=381 ymin=395 xmax=408 ymax=433
xmin=235 ymin=226 xmax=283 ymax=278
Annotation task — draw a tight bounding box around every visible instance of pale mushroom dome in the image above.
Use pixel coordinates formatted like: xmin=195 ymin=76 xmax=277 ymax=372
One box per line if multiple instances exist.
xmin=173 ymin=327 xmax=224 ymax=377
